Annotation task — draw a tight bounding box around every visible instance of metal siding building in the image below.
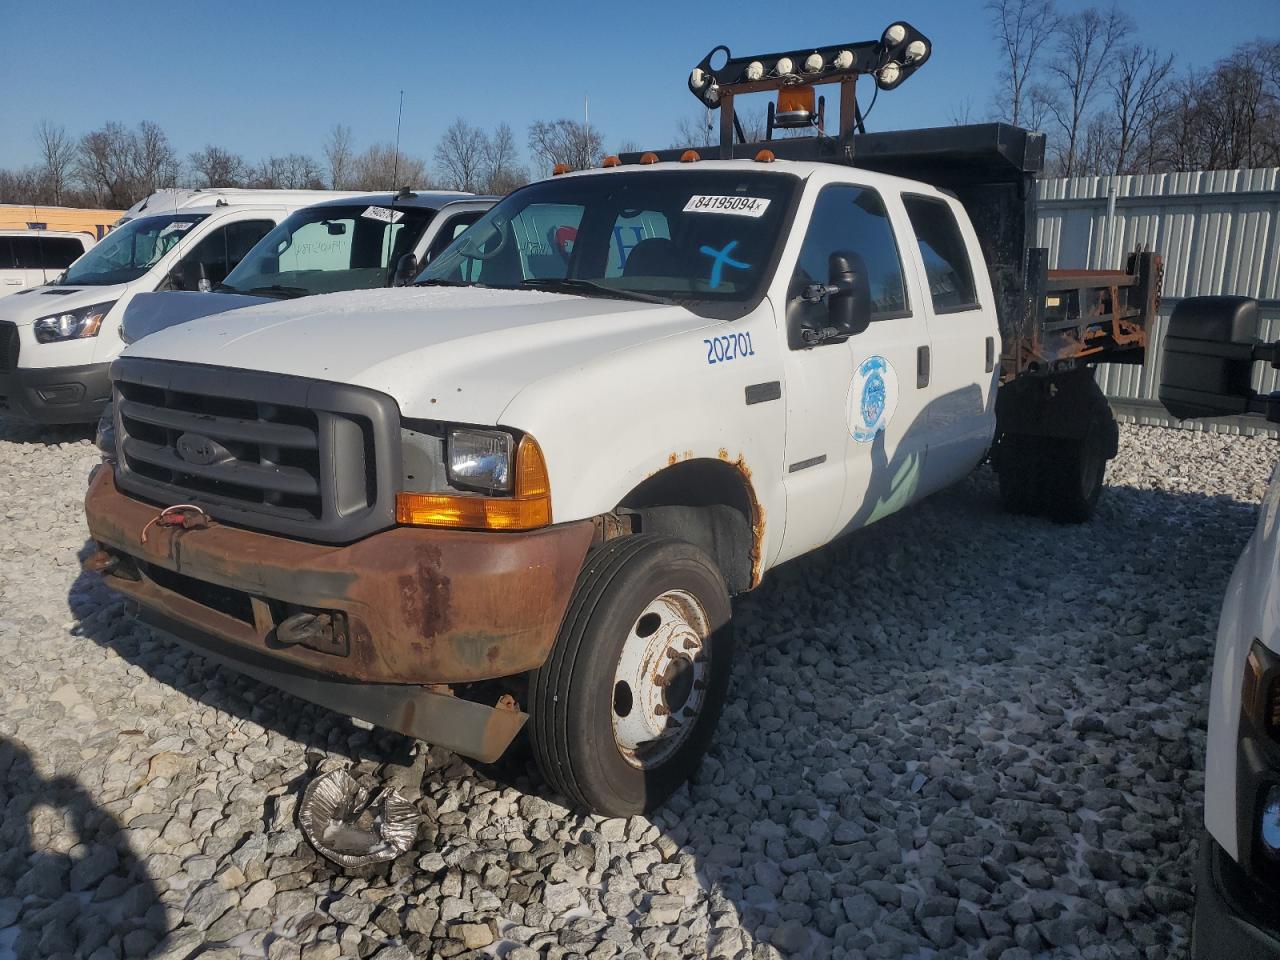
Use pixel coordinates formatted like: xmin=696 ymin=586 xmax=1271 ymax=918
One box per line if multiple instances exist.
xmin=1036 ymin=169 xmax=1280 ymax=436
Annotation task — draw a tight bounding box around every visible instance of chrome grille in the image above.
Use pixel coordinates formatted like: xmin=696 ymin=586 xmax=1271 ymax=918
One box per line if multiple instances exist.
xmin=112 ymin=358 xmax=401 ymax=543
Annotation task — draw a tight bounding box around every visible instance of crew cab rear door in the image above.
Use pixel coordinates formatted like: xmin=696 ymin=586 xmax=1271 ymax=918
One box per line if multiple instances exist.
xmin=899 ymin=193 xmax=999 ymax=495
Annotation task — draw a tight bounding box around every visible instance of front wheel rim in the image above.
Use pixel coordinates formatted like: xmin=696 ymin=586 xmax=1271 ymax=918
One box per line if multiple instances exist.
xmin=611 ymin=589 xmax=711 ymax=770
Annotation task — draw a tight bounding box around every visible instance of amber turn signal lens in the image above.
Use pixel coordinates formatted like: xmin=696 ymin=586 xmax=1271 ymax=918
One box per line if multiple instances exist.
xmin=754 ymin=149 xmax=776 ymax=163
xmin=396 ymin=435 xmax=552 ymax=531
xmin=680 ymin=150 xmax=701 ymax=163
xmin=602 ymin=155 xmax=621 ymax=168
xmin=639 ymin=152 xmax=660 ymax=165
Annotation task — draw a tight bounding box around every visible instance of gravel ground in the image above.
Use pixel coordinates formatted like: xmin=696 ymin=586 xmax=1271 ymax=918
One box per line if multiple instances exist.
xmin=0 ymin=420 xmax=1275 ymax=960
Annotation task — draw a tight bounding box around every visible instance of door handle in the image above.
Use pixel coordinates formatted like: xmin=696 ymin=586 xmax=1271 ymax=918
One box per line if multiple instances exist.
xmin=917 ymin=345 xmax=930 ymax=389
xmin=985 ymin=336 xmax=995 ymax=373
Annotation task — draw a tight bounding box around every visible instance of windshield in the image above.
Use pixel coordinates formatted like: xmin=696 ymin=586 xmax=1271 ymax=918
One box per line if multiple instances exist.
xmin=221 ymin=204 xmax=436 ymax=298
xmin=61 ymin=213 xmax=209 ymax=286
xmin=418 ymin=170 xmax=798 ymax=316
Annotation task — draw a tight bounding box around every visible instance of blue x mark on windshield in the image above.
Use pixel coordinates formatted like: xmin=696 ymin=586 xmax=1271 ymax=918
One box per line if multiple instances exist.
xmin=699 ymin=240 xmax=751 ymax=289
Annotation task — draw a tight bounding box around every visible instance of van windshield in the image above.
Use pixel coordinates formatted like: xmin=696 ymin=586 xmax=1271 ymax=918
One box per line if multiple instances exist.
xmin=417 ymin=170 xmax=798 ymax=317
xmin=61 ymin=214 xmax=209 ymax=286
xmin=220 ymin=204 xmax=436 ymax=299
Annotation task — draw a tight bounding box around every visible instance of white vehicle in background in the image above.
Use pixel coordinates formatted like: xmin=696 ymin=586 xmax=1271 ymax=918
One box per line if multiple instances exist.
xmin=0 ymin=230 xmax=94 ymax=297
xmin=1158 ymin=296 xmax=1280 ymax=957
xmin=0 ymin=188 xmax=362 ymax=425
xmin=118 ymin=190 xmax=491 ymax=344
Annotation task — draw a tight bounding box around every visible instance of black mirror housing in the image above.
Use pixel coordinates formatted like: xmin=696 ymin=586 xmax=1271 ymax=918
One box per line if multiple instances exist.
xmin=391 ymin=253 xmax=419 ymax=288
xmin=1159 ymin=296 xmax=1264 ymax=420
xmin=827 ymin=250 xmax=872 ymax=337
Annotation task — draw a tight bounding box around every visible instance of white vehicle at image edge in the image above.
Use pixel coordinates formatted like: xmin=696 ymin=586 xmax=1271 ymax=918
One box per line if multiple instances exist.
xmin=0 ymin=230 xmax=95 ymax=297
xmin=0 ymin=187 xmax=371 ymax=425
xmin=1157 ymin=296 xmax=1280 ymax=957
xmin=81 ymin=37 xmax=1166 ymax=816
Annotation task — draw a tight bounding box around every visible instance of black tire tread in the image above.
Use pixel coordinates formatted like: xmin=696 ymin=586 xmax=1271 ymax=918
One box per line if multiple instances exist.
xmin=528 ymin=535 xmax=662 ymax=811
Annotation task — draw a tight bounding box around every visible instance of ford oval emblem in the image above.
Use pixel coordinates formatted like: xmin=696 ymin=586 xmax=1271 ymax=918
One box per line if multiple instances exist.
xmin=175 ymin=433 xmax=227 ymax=466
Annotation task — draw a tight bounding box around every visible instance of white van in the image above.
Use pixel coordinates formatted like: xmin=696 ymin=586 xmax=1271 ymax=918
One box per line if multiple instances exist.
xmin=0 ymin=230 xmax=95 ymax=297
xmin=0 ymin=188 xmax=362 ymax=425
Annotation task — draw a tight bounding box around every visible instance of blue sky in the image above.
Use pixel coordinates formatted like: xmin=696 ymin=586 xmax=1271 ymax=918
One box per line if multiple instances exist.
xmin=0 ymin=0 xmax=1274 ymax=174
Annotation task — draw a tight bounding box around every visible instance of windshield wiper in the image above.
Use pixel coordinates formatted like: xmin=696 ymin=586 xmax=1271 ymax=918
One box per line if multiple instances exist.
xmin=244 ymin=285 xmax=309 ymax=300
xmin=413 ymin=277 xmax=476 ymax=288
xmin=518 ymin=278 xmax=670 ymax=304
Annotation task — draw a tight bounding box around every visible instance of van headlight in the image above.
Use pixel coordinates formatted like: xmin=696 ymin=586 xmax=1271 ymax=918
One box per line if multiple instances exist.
xmin=33 ymin=301 xmax=115 ymax=343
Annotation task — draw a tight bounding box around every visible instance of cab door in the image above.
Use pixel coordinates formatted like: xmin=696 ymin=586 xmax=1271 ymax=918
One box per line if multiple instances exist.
xmin=899 ymin=193 xmax=999 ymax=496
xmin=777 ymin=183 xmax=933 ymax=563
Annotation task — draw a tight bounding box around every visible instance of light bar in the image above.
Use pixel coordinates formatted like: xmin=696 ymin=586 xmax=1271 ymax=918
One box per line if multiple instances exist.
xmin=686 ymin=21 xmax=933 ymax=107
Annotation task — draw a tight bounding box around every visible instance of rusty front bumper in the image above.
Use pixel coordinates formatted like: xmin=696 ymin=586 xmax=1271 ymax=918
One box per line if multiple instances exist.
xmin=83 ymin=469 xmax=594 ymax=761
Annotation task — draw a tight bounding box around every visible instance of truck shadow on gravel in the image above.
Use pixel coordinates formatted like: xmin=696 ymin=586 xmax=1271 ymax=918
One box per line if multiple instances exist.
xmin=0 ymin=736 xmax=163 ymax=958
xmin=0 ymin=419 xmax=94 ymax=446
xmin=64 ymin=460 xmax=1263 ymax=958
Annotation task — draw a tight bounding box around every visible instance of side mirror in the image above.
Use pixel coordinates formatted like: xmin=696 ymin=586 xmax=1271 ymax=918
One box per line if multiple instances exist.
xmin=1158 ymin=296 xmax=1278 ymax=421
xmin=825 ymin=251 xmax=872 ymax=337
xmin=391 ymin=253 xmax=418 ymax=287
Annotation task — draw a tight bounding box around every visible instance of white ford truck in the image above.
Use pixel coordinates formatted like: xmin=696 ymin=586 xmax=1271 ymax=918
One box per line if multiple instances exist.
xmin=1158 ymin=298 xmax=1280 ymax=957
xmin=83 ymin=26 xmax=1163 ymax=815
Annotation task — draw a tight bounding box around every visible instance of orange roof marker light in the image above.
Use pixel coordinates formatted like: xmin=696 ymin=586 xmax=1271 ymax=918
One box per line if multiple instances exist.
xmin=680 ymin=150 xmax=701 ymax=163
xmin=602 ymin=155 xmax=621 ymax=168
xmin=639 ymin=152 xmax=660 ymax=165
xmin=552 ymin=163 xmax=571 ymax=176
xmin=754 ymin=149 xmax=776 ymax=163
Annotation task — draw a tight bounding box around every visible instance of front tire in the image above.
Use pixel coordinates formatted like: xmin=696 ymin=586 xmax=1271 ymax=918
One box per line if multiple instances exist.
xmin=529 ymin=535 xmax=734 ymax=815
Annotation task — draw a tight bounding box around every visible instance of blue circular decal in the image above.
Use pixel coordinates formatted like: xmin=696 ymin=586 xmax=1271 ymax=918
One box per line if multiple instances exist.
xmin=847 ymin=356 xmax=900 ymax=444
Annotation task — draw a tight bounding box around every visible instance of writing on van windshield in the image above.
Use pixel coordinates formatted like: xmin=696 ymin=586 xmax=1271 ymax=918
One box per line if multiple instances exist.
xmin=158 ymin=221 xmax=195 ymax=237
xmin=683 ymin=195 xmax=771 ymax=218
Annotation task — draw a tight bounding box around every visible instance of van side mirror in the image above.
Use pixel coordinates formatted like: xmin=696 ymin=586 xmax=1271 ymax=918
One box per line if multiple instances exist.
xmin=1159 ymin=296 xmax=1280 ymax=422
xmin=391 ymin=253 xmax=418 ymax=287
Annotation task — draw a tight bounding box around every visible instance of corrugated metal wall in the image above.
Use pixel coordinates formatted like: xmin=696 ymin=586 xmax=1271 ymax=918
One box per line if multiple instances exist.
xmin=1036 ymin=169 xmax=1280 ymax=436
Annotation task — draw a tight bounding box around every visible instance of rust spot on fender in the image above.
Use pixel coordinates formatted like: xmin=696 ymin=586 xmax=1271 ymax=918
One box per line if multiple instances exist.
xmin=716 ymin=449 xmax=766 ymax=588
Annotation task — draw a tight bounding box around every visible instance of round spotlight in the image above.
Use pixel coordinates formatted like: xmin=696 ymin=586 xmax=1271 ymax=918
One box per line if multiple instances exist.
xmin=690 ymin=68 xmax=708 ymax=90
xmin=804 ymin=53 xmax=824 ymax=73
xmin=884 ymin=23 xmax=907 ymax=46
xmin=775 ymin=57 xmax=794 ymax=76
xmin=746 ymin=60 xmax=764 ymax=81
xmin=833 ymin=49 xmax=855 ymax=70
xmin=878 ymin=61 xmax=902 ymax=86
xmin=905 ymin=40 xmax=928 ymax=64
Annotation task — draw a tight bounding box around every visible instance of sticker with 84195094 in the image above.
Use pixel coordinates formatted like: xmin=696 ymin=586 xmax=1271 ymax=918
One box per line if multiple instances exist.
xmin=683 ymin=195 xmax=771 ymax=218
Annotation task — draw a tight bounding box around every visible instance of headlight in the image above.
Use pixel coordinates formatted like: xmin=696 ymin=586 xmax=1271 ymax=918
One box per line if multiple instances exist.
xmin=1261 ymin=786 xmax=1280 ymax=859
xmin=32 ymin=301 xmax=115 ymax=343
xmin=447 ymin=428 xmax=513 ymax=493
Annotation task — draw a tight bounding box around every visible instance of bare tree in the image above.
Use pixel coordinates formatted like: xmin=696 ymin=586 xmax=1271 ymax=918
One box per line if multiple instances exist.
xmin=76 ymin=122 xmax=140 ymax=207
xmin=986 ymin=0 xmax=1060 ymax=126
xmin=1107 ymin=44 xmax=1174 ymax=173
xmin=323 ymin=124 xmax=355 ymax=190
xmin=434 ymin=117 xmax=489 ymax=192
xmin=528 ymin=119 xmax=603 ymax=173
xmin=1044 ymin=6 xmax=1131 ymax=176
xmin=674 ymin=111 xmax=716 ymax=148
xmin=35 ymin=120 xmax=75 ymax=205
xmin=189 ymin=145 xmax=246 ymax=187
xmin=351 ymin=143 xmax=428 ymax=191
xmin=248 ymin=154 xmax=324 ymax=189
xmin=481 ymin=123 xmax=527 ymax=194
xmin=131 ymin=121 xmax=179 ymax=195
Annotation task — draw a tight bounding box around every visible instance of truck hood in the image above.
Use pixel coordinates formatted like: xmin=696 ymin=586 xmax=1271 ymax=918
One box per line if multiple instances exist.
xmin=0 ymin=283 xmax=129 ymax=325
xmin=122 ymin=291 xmax=272 ymax=343
xmin=122 ymin=286 xmax=719 ymax=424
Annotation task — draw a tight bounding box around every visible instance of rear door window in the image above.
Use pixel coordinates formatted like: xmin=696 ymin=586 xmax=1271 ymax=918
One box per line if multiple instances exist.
xmin=902 ymin=196 xmax=979 ymax=313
